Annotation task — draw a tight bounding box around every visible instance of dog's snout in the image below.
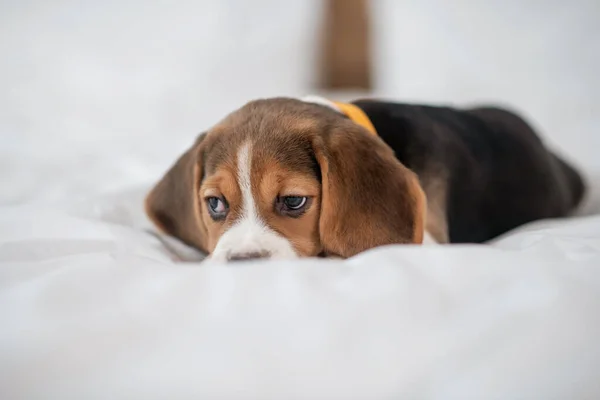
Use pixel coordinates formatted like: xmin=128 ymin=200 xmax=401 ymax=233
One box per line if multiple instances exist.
xmin=226 ymin=250 xmax=271 ymax=262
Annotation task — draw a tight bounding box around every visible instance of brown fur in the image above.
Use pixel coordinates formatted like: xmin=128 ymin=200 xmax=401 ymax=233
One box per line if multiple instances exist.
xmin=312 ymin=118 xmax=425 ymax=257
xmin=145 ymin=135 xmax=208 ymax=251
xmin=145 ymin=98 xmax=427 ymax=259
xmin=255 ymin=165 xmax=322 ymax=256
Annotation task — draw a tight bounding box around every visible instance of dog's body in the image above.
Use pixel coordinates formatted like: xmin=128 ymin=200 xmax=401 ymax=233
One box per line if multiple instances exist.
xmin=145 ymin=97 xmax=585 ymax=261
xmin=352 ymin=100 xmax=585 ymax=244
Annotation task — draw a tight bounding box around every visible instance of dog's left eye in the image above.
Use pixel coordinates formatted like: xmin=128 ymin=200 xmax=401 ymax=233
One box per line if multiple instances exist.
xmin=276 ymin=196 xmax=310 ymax=217
xmin=283 ymin=196 xmax=307 ymax=210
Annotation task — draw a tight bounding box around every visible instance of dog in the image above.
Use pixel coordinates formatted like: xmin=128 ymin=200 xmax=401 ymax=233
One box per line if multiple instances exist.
xmin=145 ymin=97 xmax=585 ymax=262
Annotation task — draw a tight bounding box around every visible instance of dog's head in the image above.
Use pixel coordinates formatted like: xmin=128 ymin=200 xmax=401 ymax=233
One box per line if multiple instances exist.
xmin=145 ymin=97 xmax=426 ymax=262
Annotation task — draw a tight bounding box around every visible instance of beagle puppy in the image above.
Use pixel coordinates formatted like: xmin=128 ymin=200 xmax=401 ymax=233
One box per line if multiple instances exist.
xmin=145 ymin=97 xmax=585 ymax=262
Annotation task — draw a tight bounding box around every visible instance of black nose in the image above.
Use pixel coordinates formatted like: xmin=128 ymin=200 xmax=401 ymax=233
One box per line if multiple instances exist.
xmin=226 ymin=250 xmax=271 ymax=262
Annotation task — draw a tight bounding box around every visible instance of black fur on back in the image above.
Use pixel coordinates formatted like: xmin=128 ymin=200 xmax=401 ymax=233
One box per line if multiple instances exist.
xmin=353 ymin=100 xmax=585 ymax=243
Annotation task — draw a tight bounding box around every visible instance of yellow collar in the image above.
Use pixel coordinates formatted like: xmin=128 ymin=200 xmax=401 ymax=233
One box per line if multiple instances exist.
xmin=332 ymin=101 xmax=378 ymax=136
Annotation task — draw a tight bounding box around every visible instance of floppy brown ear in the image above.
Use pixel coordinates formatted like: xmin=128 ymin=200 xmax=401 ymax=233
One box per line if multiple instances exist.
xmin=313 ymin=126 xmax=426 ymax=258
xmin=144 ymin=134 xmax=208 ymax=252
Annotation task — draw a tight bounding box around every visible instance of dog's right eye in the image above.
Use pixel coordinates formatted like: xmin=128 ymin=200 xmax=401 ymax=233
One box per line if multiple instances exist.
xmin=206 ymin=196 xmax=228 ymax=220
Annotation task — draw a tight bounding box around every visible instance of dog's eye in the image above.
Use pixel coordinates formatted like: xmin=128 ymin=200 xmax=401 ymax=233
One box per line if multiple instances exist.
xmin=276 ymin=196 xmax=310 ymax=217
xmin=283 ymin=196 xmax=307 ymax=210
xmin=206 ymin=196 xmax=228 ymax=220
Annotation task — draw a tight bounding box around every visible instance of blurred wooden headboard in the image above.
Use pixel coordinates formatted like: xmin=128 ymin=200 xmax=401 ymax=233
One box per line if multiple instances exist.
xmin=320 ymin=0 xmax=371 ymax=90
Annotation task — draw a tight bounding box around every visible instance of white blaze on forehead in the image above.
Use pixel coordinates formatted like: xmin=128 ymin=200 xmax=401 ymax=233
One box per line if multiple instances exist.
xmin=209 ymin=141 xmax=298 ymax=262
xmin=236 ymin=142 xmax=258 ymax=223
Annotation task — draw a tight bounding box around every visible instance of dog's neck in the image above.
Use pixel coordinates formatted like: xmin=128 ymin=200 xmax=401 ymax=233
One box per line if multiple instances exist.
xmin=301 ymin=96 xmax=377 ymax=136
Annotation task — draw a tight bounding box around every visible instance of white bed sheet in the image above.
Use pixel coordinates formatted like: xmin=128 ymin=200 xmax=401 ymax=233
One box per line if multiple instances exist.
xmin=1 ymin=188 xmax=600 ymax=400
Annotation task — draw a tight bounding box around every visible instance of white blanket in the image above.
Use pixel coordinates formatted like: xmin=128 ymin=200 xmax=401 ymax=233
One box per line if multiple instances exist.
xmin=1 ymin=189 xmax=600 ymax=399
